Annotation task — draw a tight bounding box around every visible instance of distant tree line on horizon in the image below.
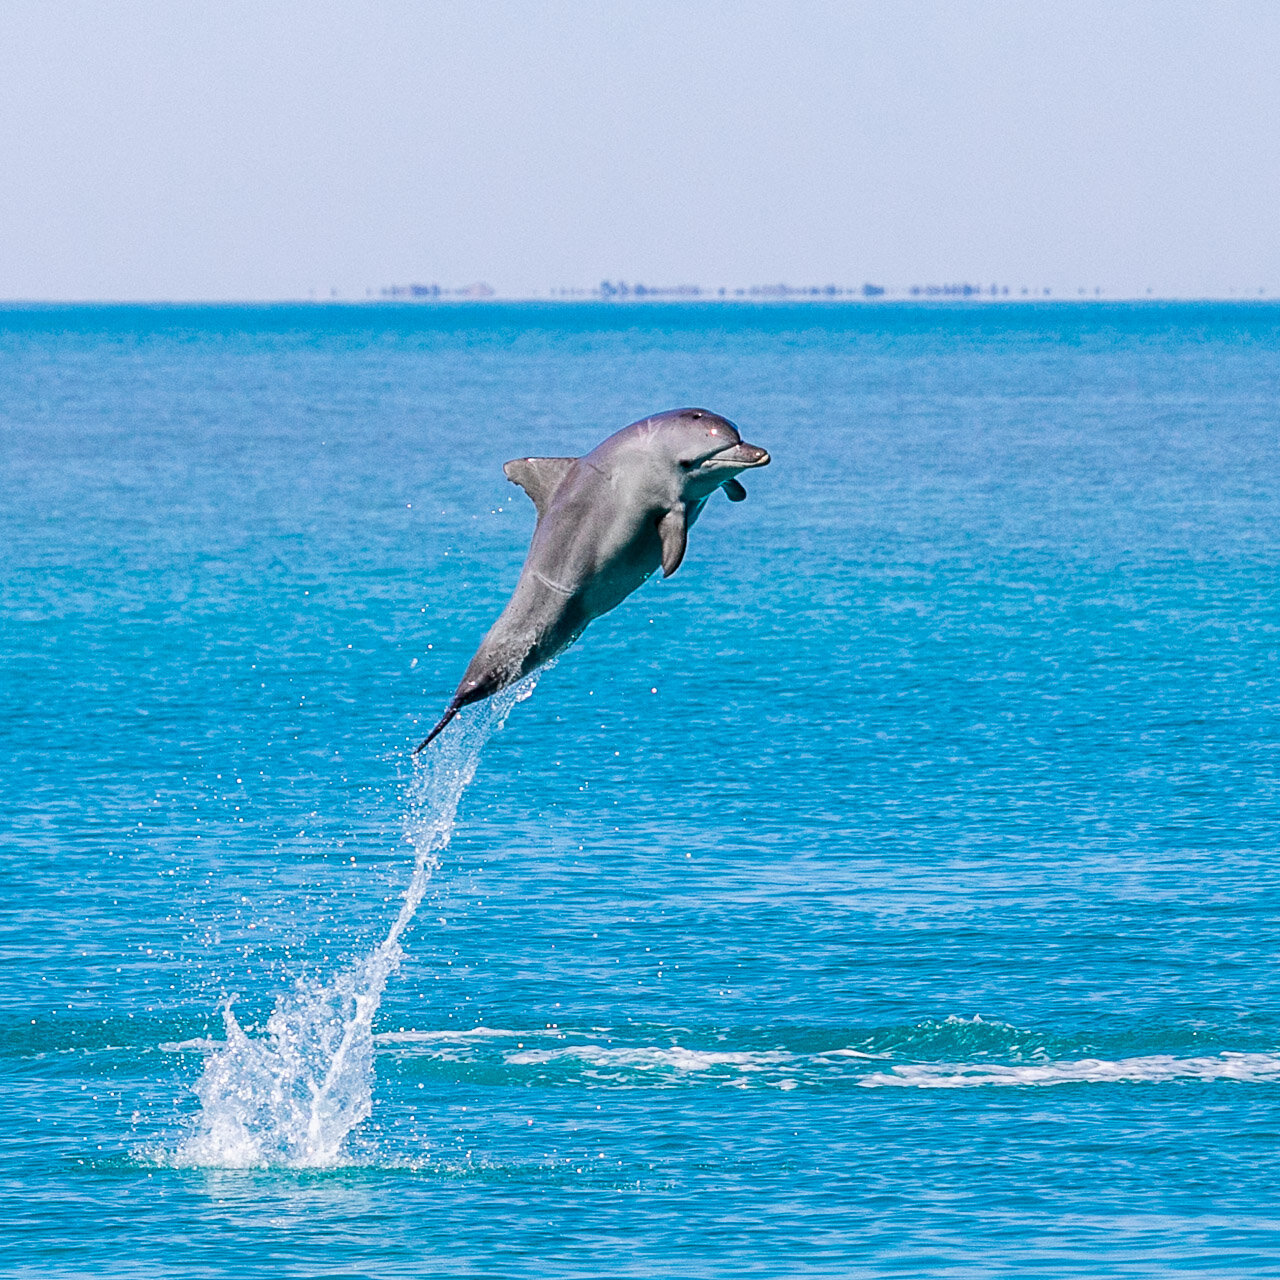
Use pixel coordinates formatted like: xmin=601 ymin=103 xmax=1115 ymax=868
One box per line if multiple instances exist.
xmin=375 ymin=280 xmax=1138 ymax=302
xmin=380 ymin=282 xmax=495 ymax=299
xmin=591 ymin=281 xmax=887 ymax=299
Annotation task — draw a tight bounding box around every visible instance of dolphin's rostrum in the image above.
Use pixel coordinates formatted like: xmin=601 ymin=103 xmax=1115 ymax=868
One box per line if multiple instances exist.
xmin=415 ymin=408 xmax=770 ymax=752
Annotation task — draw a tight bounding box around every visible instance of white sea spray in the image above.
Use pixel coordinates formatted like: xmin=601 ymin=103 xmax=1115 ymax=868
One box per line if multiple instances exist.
xmin=170 ymin=678 xmax=537 ymax=1168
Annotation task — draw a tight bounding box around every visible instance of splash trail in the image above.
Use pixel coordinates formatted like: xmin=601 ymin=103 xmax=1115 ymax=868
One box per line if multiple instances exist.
xmin=173 ymin=679 xmax=537 ymax=1168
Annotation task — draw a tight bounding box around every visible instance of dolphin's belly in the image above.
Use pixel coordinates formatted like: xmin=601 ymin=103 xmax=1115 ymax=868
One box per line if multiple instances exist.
xmin=575 ymin=527 xmax=662 ymax=619
xmin=480 ymin=524 xmax=658 ymax=683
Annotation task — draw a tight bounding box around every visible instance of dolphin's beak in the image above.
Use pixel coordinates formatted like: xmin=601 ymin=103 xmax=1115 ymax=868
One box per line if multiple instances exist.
xmin=723 ymin=442 xmax=770 ymax=468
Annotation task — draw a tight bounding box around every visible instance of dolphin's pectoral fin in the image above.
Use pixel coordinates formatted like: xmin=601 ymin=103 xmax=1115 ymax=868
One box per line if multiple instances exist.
xmin=658 ymin=506 xmax=688 ymax=577
xmin=724 ymin=478 xmax=748 ymax=502
xmin=503 ymin=457 xmax=577 ymax=518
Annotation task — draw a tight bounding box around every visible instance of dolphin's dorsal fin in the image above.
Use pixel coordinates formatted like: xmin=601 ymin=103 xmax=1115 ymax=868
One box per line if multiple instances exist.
xmin=657 ymin=505 xmax=688 ymax=577
xmin=503 ymin=457 xmax=577 ymax=518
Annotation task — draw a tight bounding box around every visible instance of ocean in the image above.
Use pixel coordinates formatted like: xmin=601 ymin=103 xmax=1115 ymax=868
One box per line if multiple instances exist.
xmin=2 ymin=300 xmax=1279 ymax=1276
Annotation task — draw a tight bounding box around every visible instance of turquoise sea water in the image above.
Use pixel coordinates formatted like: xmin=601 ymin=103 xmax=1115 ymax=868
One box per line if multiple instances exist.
xmin=3 ymin=301 xmax=1280 ymax=1275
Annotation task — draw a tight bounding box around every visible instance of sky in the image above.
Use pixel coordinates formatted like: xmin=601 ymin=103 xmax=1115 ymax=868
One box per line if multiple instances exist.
xmin=1 ymin=0 xmax=1278 ymax=300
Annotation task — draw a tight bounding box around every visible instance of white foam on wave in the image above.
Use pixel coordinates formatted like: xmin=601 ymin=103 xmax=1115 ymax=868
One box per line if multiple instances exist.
xmin=503 ymin=1043 xmax=1280 ymax=1091
xmin=376 ymin=1026 xmax=530 ymax=1045
xmin=163 ymin=679 xmax=537 ymax=1169
xmin=858 ymin=1051 xmax=1280 ymax=1089
xmin=370 ymin=1033 xmax=1280 ymax=1093
xmin=505 ymin=1044 xmax=797 ymax=1073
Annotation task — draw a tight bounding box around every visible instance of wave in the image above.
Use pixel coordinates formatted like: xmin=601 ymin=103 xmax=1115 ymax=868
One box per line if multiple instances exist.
xmin=377 ymin=1026 xmax=529 ymax=1045
xmin=861 ymin=1051 xmax=1280 ymax=1088
xmin=505 ymin=1044 xmax=798 ymax=1072
xmin=367 ymin=1016 xmax=1280 ymax=1092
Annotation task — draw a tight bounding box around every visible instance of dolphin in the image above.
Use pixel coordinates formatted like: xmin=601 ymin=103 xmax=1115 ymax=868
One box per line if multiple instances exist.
xmin=414 ymin=407 xmax=770 ymax=752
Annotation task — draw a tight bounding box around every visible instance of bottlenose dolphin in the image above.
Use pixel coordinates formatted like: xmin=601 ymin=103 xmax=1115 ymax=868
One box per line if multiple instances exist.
xmin=415 ymin=408 xmax=770 ymax=752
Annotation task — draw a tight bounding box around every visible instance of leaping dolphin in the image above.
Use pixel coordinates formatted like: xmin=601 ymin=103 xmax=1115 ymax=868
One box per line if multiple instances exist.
xmin=414 ymin=407 xmax=770 ymax=752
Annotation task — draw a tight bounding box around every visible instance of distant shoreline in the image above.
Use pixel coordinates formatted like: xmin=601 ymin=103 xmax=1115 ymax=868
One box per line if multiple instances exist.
xmin=1 ymin=295 xmax=1277 ymax=307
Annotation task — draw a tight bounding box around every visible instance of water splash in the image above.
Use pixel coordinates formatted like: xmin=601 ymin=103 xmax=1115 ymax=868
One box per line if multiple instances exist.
xmin=171 ymin=678 xmax=537 ymax=1168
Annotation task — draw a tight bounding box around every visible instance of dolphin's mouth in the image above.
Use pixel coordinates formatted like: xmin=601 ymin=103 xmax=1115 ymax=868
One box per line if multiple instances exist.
xmin=713 ymin=441 xmax=770 ymax=468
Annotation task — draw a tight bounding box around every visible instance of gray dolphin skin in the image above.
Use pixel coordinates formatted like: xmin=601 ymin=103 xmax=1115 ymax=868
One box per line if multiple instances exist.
xmin=414 ymin=407 xmax=770 ymax=752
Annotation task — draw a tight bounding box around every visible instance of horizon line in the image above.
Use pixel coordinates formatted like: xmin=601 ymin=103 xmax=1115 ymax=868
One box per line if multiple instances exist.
xmin=1 ymin=293 xmax=1278 ymax=307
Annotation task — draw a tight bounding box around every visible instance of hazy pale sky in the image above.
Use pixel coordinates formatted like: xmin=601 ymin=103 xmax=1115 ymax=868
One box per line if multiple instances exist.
xmin=2 ymin=0 xmax=1278 ymax=300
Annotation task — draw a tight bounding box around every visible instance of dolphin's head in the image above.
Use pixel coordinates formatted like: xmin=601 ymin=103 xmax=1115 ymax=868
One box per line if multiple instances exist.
xmin=642 ymin=407 xmax=771 ymax=502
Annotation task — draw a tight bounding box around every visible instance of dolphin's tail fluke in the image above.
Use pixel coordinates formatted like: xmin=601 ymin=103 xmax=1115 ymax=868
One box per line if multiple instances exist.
xmin=414 ymin=659 xmax=519 ymax=754
xmin=413 ymin=703 xmax=459 ymax=755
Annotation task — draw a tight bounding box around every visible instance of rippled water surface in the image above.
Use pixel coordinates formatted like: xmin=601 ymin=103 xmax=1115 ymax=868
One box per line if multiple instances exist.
xmin=3 ymin=302 xmax=1280 ymax=1275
